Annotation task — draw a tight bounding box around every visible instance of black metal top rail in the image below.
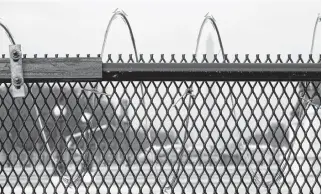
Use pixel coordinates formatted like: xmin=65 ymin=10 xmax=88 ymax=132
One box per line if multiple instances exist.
xmin=0 ymin=54 xmax=320 ymax=82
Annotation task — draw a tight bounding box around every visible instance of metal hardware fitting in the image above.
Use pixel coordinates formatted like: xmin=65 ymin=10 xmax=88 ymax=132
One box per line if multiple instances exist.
xmin=9 ymin=44 xmax=26 ymax=98
xmin=171 ymin=87 xmax=195 ymax=108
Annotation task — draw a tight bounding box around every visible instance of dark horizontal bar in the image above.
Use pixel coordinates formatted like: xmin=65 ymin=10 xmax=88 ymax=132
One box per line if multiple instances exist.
xmin=0 ymin=57 xmax=102 ymax=82
xmin=103 ymin=62 xmax=321 ymax=72
xmin=102 ymin=63 xmax=321 ymax=81
xmin=102 ymin=71 xmax=321 ymax=81
xmin=0 ymin=58 xmax=320 ymax=82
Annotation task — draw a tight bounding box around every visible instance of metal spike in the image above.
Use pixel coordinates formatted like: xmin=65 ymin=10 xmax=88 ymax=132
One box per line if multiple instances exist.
xmin=255 ymin=54 xmax=261 ymax=63
xmin=286 ymin=54 xmax=293 ymax=63
xmin=34 ymin=54 xmax=37 ymax=58
xmin=128 ymin=54 xmax=134 ymax=62
xmin=55 ymin=54 xmax=58 ymax=58
xmin=97 ymin=54 xmax=101 ymax=58
xmin=297 ymin=54 xmax=303 ymax=63
xmin=213 ymin=54 xmax=219 ymax=63
xmin=66 ymin=54 xmax=69 ymax=58
xmin=265 ymin=54 xmax=272 ymax=63
xmin=107 ymin=54 xmax=113 ymax=63
xmin=1 ymin=54 xmax=4 ymax=58
xmin=308 ymin=54 xmax=314 ymax=63
xmin=117 ymin=54 xmax=123 ymax=63
xmin=87 ymin=54 xmax=90 ymax=58
xmin=44 ymin=54 xmax=48 ymax=58
xmin=149 ymin=54 xmax=155 ymax=63
xmin=160 ymin=54 xmax=166 ymax=63
xmin=202 ymin=54 xmax=208 ymax=63
xmin=276 ymin=54 xmax=282 ymax=63
xmin=169 ymin=54 xmax=177 ymax=63
xmin=180 ymin=54 xmax=187 ymax=63
xmin=137 ymin=54 xmax=143 ymax=63
xmin=224 ymin=54 xmax=229 ymax=63
xmin=298 ymin=54 xmax=302 ymax=59
xmin=192 ymin=54 xmax=198 ymax=63
xmin=76 ymin=54 xmax=80 ymax=58
xmin=244 ymin=54 xmax=250 ymax=63
xmin=233 ymin=54 xmax=240 ymax=63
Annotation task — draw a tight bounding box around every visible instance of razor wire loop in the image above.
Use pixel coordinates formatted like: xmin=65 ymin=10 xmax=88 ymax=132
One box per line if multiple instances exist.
xmin=304 ymin=13 xmax=321 ymax=111
xmin=100 ymin=9 xmax=164 ymax=181
xmin=164 ymin=13 xmax=227 ymax=192
xmin=192 ymin=12 xmax=288 ymax=190
xmin=0 ymin=21 xmax=16 ymax=45
xmin=195 ymin=13 xmax=225 ymax=58
xmin=232 ymin=13 xmax=322 ymax=191
xmin=239 ymin=79 xmax=320 ymax=190
xmin=235 ymin=89 xmax=315 ymax=191
xmin=310 ymin=13 xmax=321 ymax=54
xmin=163 ymin=87 xmax=194 ymax=193
xmin=101 ymin=8 xmax=138 ymax=62
xmin=34 ymin=84 xmax=98 ymax=188
xmin=100 ymin=8 xmax=146 ymax=128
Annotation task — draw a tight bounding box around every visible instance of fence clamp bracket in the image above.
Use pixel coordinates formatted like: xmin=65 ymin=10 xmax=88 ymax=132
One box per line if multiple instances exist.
xmin=9 ymin=44 xmax=26 ymax=98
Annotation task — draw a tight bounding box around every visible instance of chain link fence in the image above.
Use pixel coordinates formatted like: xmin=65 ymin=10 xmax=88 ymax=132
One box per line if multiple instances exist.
xmin=0 ymin=55 xmax=320 ymax=194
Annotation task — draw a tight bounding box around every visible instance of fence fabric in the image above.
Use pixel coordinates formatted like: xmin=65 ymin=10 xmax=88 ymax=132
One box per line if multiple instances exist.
xmin=0 ymin=55 xmax=320 ymax=194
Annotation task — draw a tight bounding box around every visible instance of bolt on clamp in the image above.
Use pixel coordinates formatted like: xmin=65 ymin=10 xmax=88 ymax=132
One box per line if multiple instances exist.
xmin=9 ymin=45 xmax=26 ymax=98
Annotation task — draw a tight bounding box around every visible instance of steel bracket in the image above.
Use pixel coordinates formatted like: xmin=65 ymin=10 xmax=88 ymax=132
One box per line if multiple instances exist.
xmin=9 ymin=44 xmax=26 ymax=98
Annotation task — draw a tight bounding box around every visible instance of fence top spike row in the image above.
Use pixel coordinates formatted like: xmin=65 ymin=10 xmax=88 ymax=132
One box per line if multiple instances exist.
xmin=0 ymin=10 xmax=321 ymax=98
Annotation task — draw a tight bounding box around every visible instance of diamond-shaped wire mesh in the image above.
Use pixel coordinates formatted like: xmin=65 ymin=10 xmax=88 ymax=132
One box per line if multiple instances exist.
xmin=0 ymin=55 xmax=320 ymax=194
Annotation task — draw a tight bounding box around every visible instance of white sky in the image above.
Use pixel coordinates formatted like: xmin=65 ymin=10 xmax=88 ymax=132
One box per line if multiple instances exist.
xmin=0 ymin=0 xmax=321 ymax=58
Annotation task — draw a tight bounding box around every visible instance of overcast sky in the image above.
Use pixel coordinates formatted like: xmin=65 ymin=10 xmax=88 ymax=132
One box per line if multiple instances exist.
xmin=0 ymin=0 xmax=321 ymax=60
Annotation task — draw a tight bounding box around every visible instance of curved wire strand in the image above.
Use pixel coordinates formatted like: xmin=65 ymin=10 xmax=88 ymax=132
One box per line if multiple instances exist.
xmin=310 ymin=14 xmax=321 ymax=54
xmin=101 ymin=10 xmax=138 ymax=62
xmin=34 ymin=84 xmax=97 ymax=188
xmin=100 ymin=9 xmax=152 ymax=168
xmin=238 ymin=13 xmax=322 ymax=191
xmin=0 ymin=21 xmax=16 ymax=45
xmin=164 ymin=14 xmax=226 ymax=192
xmin=164 ymin=91 xmax=193 ymax=192
xmin=194 ymin=13 xmax=291 ymax=191
xmin=195 ymin=14 xmax=225 ymax=59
